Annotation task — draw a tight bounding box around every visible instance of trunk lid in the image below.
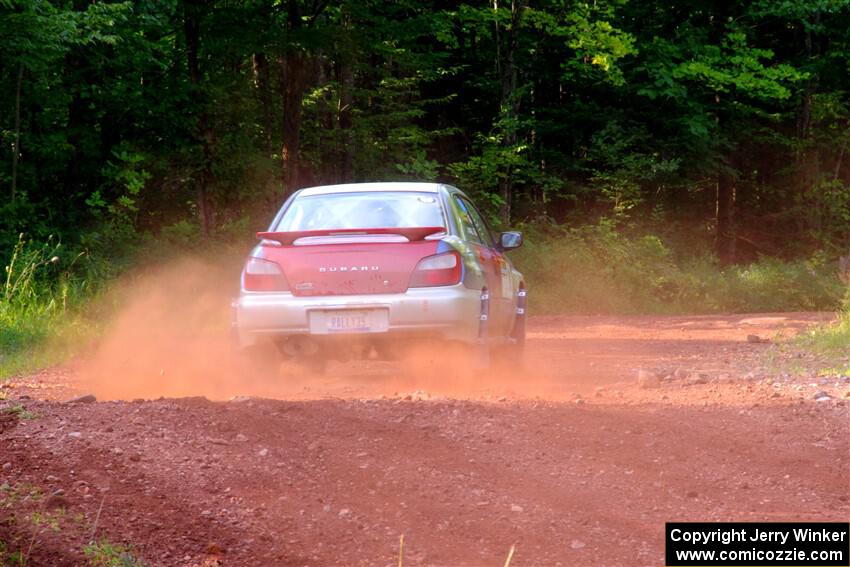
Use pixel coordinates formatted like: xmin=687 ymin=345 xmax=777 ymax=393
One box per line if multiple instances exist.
xmin=257 ymin=232 xmax=443 ymax=296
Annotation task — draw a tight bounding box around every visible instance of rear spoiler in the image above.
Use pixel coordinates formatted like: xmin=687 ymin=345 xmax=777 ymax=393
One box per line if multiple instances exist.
xmin=256 ymin=226 xmax=446 ymax=246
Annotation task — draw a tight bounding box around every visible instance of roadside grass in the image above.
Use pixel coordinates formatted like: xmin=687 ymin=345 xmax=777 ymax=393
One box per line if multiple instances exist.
xmin=794 ymin=310 xmax=850 ymax=375
xmin=0 ymin=540 xmax=24 ymax=567
xmin=1 ymin=404 xmax=37 ymax=420
xmin=0 ymin=235 xmax=108 ymax=379
xmin=0 ymin=226 xmax=249 ymax=381
xmin=0 ymin=313 xmax=103 ymax=380
xmin=512 ymin=221 xmax=846 ymax=315
xmin=0 ymin=482 xmax=146 ymax=567
xmin=83 ymin=541 xmax=146 ymax=567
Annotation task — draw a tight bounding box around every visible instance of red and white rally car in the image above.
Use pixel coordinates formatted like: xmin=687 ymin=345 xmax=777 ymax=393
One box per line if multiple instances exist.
xmin=232 ymin=182 xmax=526 ymax=372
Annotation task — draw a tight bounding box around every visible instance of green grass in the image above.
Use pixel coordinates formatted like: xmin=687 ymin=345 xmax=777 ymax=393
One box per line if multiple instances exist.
xmin=512 ymin=221 xmax=847 ymax=315
xmin=83 ymin=541 xmax=147 ymax=567
xmin=0 ymin=480 xmax=145 ymax=567
xmin=0 ymin=313 xmax=101 ymax=379
xmin=800 ymin=311 xmax=850 ymax=352
xmin=0 ymin=225 xmax=248 ymax=381
xmin=0 ymin=235 xmax=106 ymax=379
xmin=794 ymin=310 xmax=850 ymax=374
xmin=1 ymin=405 xmax=37 ymax=420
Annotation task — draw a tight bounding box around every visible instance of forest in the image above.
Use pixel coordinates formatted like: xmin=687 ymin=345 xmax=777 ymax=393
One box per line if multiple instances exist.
xmin=2 ymin=0 xmax=850 ymax=372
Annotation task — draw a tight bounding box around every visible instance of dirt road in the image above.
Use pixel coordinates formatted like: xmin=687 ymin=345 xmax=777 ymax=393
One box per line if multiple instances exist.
xmin=1 ymin=313 xmax=848 ymax=566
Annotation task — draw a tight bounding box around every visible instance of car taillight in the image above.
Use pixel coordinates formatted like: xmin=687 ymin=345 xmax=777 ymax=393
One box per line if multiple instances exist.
xmin=243 ymin=257 xmax=289 ymax=291
xmin=409 ymin=251 xmax=462 ymax=288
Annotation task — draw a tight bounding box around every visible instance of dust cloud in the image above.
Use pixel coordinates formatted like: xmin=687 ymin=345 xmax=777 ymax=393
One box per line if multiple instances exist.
xmin=78 ymin=257 xmax=245 ymax=400
xmin=78 ymin=256 xmax=555 ymax=402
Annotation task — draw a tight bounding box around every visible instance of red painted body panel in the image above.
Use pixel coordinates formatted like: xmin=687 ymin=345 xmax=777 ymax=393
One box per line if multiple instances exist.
xmin=257 ymin=240 xmax=442 ymax=296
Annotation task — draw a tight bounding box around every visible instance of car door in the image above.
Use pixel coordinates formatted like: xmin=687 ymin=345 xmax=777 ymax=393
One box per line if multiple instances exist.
xmin=452 ymin=194 xmax=512 ymax=337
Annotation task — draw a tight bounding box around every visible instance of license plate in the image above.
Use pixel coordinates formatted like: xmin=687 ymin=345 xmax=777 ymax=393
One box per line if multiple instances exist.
xmin=309 ymin=309 xmax=389 ymax=334
xmin=329 ymin=311 xmax=369 ymax=331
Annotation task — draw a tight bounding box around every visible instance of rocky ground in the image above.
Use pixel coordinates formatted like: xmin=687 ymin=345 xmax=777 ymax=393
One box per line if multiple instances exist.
xmin=1 ymin=313 xmax=848 ymax=566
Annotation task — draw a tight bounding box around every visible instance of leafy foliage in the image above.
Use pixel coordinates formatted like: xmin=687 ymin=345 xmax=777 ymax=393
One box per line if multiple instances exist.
xmin=513 ymin=221 xmax=845 ymax=315
xmin=1 ymin=0 xmax=850 ymax=250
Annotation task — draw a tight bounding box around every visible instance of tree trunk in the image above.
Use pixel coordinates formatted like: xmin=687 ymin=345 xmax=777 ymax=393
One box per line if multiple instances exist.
xmin=64 ymin=55 xmax=87 ymax=199
xmin=496 ymin=0 xmax=526 ymax=225
xmin=338 ymin=49 xmax=354 ymax=183
xmin=833 ymin=142 xmax=845 ymax=182
xmin=274 ymin=0 xmax=329 ymax=196
xmin=795 ymin=11 xmax=821 ymax=237
xmin=715 ymin=170 xmax=736 ymax=265
xmin=280 ymin=50 xmax=308 ymax=195
xmin=184 ymin=0 xmax=212 ymax=236
xmin=252 ymin=52 xmax=274 ymax=155
xmin=11 ymin=62 xmax=23 ymax=202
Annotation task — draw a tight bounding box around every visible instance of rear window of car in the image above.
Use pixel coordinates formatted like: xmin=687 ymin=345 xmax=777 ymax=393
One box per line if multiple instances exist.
xmin=275 ymin=191 xmax=446 ymax=231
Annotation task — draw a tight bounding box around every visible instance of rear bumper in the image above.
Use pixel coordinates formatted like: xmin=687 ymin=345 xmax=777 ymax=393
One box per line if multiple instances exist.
xmin=233 ymin=284 xmax=481 ymax=347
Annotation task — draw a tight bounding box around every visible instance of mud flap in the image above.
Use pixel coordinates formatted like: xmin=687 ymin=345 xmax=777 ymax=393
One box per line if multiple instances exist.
xmin=512 ymin=287 xmax=527 ymax=346
xmin=475 ymin=289 xmax=492 ymax=370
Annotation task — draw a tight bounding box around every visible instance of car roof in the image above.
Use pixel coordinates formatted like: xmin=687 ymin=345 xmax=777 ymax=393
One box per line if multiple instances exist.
xmin=296 ymin=182 xmax=454 ymax=197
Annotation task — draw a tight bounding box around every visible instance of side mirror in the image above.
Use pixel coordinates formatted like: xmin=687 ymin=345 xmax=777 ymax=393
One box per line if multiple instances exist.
xmin=499 ymin=231 xmax=523 ymax=250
